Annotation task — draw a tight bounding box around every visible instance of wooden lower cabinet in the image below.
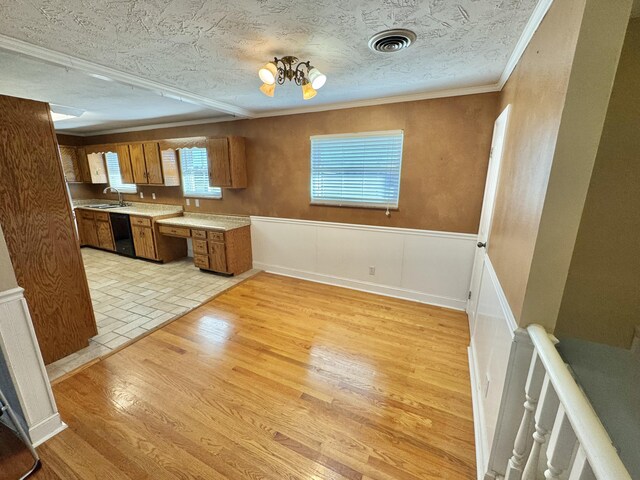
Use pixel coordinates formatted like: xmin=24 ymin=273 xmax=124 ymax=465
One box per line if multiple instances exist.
xmin=188 ymin=226 xmax=251 ymax=275
xmin=130 ymin=215 xmax=187 ymax=262
xmin=77 ymin=209 xmax=114 ymax=251
xmin=96 ymin=219 xmax=115 ymax=250
xmin=131 ymin=224 xmax=157 ymax=260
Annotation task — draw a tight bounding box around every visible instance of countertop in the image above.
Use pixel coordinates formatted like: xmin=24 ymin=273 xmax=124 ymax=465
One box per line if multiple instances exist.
xmin=74 ymin=200 xmax=183 ymax=217
xmin=156 ymin=213 xmax=251 ymax=232
xmin=73 ymin=200 xmax=250 ymax=231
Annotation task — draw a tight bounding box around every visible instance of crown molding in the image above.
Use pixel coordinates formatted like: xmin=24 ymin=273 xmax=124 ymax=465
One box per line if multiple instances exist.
xmin=498 ymin=0 xmax=554 ymax=88
xmin=58 ymin=115 xmax=238 ymax=137
xmin=252 ymin=83 xmax=501 ymax=119
xmin=57 ymin=84 xmax=500 ymax=135
xmin=0 ymin=34 xmax=253 ymax=118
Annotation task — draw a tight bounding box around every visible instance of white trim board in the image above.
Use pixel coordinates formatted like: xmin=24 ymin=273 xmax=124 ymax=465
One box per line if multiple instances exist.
xmin=468 ymin=345 xmax=489 ymax=480
xmin=250 ymin=216 xmax=477 ymax=311
xmin=498 ymin=0 xmax=554 ymax=89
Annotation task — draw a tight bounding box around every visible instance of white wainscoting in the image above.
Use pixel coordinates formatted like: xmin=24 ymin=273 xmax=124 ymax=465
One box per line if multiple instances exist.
xmin=0 ymin=287 xmax=66 ymax=446
xmin=250 ymin=216 xmax=477 ymax=310
xmin=467 ymin=256 xmax=520 ymax=479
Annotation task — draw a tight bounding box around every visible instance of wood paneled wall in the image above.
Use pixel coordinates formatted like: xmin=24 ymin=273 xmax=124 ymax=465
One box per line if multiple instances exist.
xmin=0 ymin=95 xmax=97 ymax=364
xmin=67 ymin=93 xmax=500 ymax=234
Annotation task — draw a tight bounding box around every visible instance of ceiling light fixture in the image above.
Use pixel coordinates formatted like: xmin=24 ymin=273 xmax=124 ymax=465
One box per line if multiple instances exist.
xmin=258 ymin=56 xmax=326 ymax=100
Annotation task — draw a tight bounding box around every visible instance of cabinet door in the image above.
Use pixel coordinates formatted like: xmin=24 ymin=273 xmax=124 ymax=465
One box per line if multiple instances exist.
xmin=96 ymin=221 xmax=115 ymax=251
xmin=76 ymin=147 xmax=91 ymax=183
xmin=209 ymin=241 xmax=227 ymax=272
xmin=208 ymin=138 xmax=231 ymax=187
xmin=143 ymin=143 xmax=164 ymax=184
xmin=227 ymin=136 xmax=247 ymax=188
xmin=130 ymin=143 xmax=148 ymax=184
xmin=79 ymin=216 xmax=99 ymax=247
xmin=115 ymin=145 xmax=135 ymax=184
xmin=87 ymin=153 xmax=108 ymax=184
xmin=132 ymin=225 xmax=157 ymax=260
xmin=59 ymin=146 xmax=80 ymax=182
xmin=160 ymin=148 xmax=180 ymax=186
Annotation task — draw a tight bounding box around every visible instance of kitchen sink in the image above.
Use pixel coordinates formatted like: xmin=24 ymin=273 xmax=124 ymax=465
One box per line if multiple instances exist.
xmin=85 ymin=204 xmax=121 ymax=209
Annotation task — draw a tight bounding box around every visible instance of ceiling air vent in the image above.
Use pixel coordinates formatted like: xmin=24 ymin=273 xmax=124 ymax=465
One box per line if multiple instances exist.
xmin=368 ymin=29 xmax=417 ymax=53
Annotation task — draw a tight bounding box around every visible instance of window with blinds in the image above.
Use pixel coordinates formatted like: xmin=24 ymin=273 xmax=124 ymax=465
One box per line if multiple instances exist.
xmin=105 ymin=152 xmax=137 ymax=193
xmin=179 ymin=147 xmax=222 ymax=199
xmin=310 ymin=131 xmax=403 ymax=208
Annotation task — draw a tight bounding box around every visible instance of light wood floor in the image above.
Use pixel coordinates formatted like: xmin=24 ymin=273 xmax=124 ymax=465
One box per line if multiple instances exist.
xmin=19 ymin=273 xmax=476 ymax=479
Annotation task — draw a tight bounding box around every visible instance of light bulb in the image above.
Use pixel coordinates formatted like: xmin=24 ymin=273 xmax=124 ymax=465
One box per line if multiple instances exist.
xmin=302 ymin=81 xmax=317 ymax=100
xmin=259 ymin=82 xmax=275 ymax=97
xmin=258 ymin=62 xmax=277 ymax=85
xmin=308 ymin=67 xmax=326 ymax=89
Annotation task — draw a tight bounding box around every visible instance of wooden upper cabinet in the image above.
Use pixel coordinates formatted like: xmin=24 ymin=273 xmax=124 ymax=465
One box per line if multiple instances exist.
xmin=86 ymin=153 xmax=108 ymax=184
xmin=115 ymin=144 xmax=135 ymax=184
xmin=59 ymin=145 xmax=81 ymax=182
xmin=208 ymin=136 xmax=247 ymax=188
xmin=130 ymin=143 xmax=148 ymax=184
xmin=143 ymin=142 xmax=164 ymax=184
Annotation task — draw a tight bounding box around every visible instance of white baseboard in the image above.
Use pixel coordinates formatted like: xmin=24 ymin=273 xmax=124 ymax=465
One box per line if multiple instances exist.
xmin=30 ymin=414 xmax=67 ymax=447
xmin=255 ymin=262 xmax=468 ymax=310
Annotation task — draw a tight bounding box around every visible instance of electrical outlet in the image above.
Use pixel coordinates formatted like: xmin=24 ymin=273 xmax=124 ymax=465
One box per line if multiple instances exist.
xmin=195 ymin=199 xmax=200 ymax=208
xmin=369 ymin=266 xmax=375 ymax=275
xmin=152 ymin=193 xmax=156 ymax=200
xmin=186 ymin=199 xmax=190 ymax=206
xmin=139 ymin=192 xmax=144 ymax=199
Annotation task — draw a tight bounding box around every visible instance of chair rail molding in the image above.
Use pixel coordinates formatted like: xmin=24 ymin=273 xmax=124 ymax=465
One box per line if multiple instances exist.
xmin=0 ymin=287 xmax=66 ymax=446
xmin=250 ymin=216 xmax=477 ymax=310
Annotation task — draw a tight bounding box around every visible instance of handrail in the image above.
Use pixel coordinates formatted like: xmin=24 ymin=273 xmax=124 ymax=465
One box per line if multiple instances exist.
xmin=527 ymin=324 xmax=631 ymax=480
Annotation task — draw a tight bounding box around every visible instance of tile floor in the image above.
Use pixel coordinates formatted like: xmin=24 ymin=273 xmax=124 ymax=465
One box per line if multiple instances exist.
xmin=45 ymin=248 xmax=259 ymax=381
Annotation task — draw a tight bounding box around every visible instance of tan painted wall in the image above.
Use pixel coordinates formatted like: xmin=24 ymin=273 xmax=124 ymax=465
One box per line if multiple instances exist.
xmin=65 ymin=93 xmax=500 ymax=233
xmin=489 ymin=0 xmax=587 ymax=321
xmin=0 ymin=224 xmax=18 ymax=292
xmin=490 ymin=0 xmax=632 ymax=327
xmin=555 ymin=17 xmax=640 ymax=348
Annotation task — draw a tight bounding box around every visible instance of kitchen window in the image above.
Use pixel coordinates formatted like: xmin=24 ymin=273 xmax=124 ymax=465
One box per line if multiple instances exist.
xmin=105 ymin=151 xmax=137 ymax=193
xmin=310 ymin=130 xmax=403 ymax=208
xmin=179 ymin=147 xmax=222 ymax=199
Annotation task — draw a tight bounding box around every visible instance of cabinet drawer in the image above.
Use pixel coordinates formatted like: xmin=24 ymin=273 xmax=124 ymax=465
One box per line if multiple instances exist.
xmin=130 ymin=216 xmax=152 ymax=227
xmin=207 ymin=231 xmax=225 ymax=242
xmin=193 ymin=239 xmax=208 ymax=255
xmin=94 ymin=211 xmax=110 ymax=222
xmin=193 ymin=254 xmax=210 ymax=270
xmin=158 ymin=225 xmax=191 ymax=238
xmin=192 ymin=230 xmax=207 ymax=239
xmin=78 ymin=209 xmax=95 ymax=220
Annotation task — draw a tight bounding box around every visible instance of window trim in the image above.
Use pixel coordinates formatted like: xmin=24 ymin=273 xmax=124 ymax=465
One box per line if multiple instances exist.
xmin=177 ymin=147 xmax=223 ymax=200
xmin=309 ymin=130 xmax=404 ymax=209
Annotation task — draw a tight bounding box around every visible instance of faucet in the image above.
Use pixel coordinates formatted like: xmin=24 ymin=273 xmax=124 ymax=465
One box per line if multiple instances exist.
xmin=103 ymin=186 xmax=126 ymax=207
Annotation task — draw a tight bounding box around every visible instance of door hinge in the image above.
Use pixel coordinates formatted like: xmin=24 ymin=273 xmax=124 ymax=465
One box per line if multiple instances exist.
xmin=468 ymin=291 xmax=472 ymax=300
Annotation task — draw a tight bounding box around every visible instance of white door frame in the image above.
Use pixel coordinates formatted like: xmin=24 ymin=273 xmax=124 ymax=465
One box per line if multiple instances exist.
xmin=467 ymin=104 xmax=511 ymax=334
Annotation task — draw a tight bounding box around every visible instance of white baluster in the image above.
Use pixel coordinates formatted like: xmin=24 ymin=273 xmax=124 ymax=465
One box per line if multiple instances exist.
xmin=505 ymin=351 xmax=546 ymax=480
xmin=545 ymin=405 xmax=578 ymax=479
xmin=521 ymin=374 xmax=559 ymax=480
xmin=568 ymin=446 xmax=596 ymax=480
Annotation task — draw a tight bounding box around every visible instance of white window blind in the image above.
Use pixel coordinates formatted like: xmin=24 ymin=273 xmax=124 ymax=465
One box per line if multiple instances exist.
xmin=179 ymin=147 xmax=222 ymax=199
xmin=105 ymin=152 xmax=137 ymax=193
xmin=310 ymin=130 xmax=403 ymax=208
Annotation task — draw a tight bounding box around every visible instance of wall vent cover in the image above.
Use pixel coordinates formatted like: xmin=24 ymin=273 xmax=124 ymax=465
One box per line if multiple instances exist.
xmin=368 ymin=29 xmax=417 ymax=53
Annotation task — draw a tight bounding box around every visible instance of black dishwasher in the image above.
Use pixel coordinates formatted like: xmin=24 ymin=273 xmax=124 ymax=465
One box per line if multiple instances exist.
xmin=109 ymin=213 xmax=135 ymax=257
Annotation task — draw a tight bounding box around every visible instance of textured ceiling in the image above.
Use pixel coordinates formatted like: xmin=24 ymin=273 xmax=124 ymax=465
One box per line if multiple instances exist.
xmin=0 ymin=0 xmax=539 ymax=132
xmin=0 ymin=51 xmax=227 ymax=133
